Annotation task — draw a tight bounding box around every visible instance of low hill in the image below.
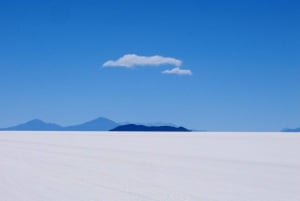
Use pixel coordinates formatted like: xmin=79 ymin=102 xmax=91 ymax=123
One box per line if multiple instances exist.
xmin=281 ymin=127 xmax=300 ymax=132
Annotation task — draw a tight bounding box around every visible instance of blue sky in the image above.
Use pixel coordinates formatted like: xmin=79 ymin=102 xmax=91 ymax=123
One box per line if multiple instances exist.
xmin=0 ymin=0 xmax=299 ymax=131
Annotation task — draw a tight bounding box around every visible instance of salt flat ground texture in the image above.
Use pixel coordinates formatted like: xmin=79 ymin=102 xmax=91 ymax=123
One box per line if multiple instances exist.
xmin=0 ymin=132 xmax=299 ymax=201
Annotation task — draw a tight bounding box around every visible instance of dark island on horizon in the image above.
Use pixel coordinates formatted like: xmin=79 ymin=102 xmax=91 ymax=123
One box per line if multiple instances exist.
xmin=111 ymin=124 xmax=191 ymax=132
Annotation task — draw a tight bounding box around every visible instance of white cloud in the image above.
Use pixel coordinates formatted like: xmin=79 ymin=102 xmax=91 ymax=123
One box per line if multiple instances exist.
xmin=162 ymin=67 xmax=192 ymax=76
xmin=102 ymin=54 xmax=192 ymax=76
xmin=103 ymin=54 xmax=182 ymax=68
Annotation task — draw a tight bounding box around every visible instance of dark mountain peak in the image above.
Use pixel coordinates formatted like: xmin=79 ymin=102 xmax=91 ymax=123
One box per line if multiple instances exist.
xmin=111 ymin=124 xmax=190 ymax=132
xmin=26 ymin=119 xmax=46 ymax=124
xmin=86 ymin=117 xmax=115 ymax=123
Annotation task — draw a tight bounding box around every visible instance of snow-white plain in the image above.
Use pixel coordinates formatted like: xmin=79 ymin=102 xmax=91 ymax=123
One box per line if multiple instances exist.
xmin=0 ymin=131 xmax=299 ymax=201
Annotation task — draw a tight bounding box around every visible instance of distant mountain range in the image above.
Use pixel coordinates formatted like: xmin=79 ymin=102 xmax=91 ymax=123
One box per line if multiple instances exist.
xmin=0 ymin=119 xmax=63 ymax=131
xmin=0 ymin=117 xmax=119 ymax=131
xmin=281 ymin=127 xmax=300 ymax=132
xmin=0 ymin=118 xmax=190 ymax=132
xmin=111 ymin=124 xmax=190 ymax=132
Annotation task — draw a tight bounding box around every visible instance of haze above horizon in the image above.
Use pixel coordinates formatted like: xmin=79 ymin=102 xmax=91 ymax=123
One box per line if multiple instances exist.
xmin=0 ymin=0 xmax=299 ymax=131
